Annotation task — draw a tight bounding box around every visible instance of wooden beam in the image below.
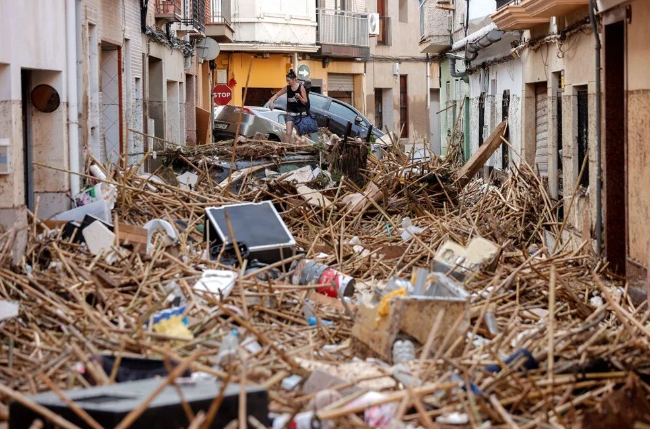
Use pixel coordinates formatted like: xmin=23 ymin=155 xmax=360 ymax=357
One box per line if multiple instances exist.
xmin=454 ymin=120 xmax=508 ymax=189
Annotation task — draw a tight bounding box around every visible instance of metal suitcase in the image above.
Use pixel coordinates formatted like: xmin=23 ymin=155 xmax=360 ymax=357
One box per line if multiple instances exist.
xmin=9 ymin=378 xmax=269 ymax=429
xmin=204 ymin=201 xmax=296 ymax=264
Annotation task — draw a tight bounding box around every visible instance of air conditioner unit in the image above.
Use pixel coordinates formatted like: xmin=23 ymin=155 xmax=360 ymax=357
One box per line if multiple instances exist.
xmin=369 ymin=13 xmax=380 ymax=36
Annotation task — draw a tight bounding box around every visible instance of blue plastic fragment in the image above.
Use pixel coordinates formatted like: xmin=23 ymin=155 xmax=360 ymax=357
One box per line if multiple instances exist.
xmin=485 ymin=348 xmax=538 ymax=374
xmin=451 ymin=371 xmax=484 ymax=396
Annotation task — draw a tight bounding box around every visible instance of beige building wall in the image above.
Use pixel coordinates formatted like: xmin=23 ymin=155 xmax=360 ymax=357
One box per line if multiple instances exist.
xmin=365 ymin=0 xmax=429 ymax=141
xmin=520 ymin=12 xmax=597 ymax=245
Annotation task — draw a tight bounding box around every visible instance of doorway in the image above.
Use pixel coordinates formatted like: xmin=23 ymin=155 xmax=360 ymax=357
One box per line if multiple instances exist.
xmin=100 ymin=43 xmax=123 ymax=164
xmin=20 ymin=70 xmax=34 ymax=212
xmin=478 ymin=92 xmax=486 ymax=146
xmin=604 ymin=21 xmax=626 ymax=275
xmin=374 ymin=89 xmax=384 ymax=131
xmin=429 ymin=89 xmax=440 ymax=154
xmin=535 ymin=82 xmax=549 ymax=176
xmin=329 ymin=73 xmax=354 ymax=105
xmin=501 ymin=90 xmax=510 ymax=168
xmin=399 ymin=75 xmax=408 ymax=138
xmin=148 ymin=57 xmax=164 ymax=139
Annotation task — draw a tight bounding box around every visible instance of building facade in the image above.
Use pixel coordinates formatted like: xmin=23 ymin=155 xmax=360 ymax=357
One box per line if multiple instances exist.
xmin=210 ymin=0 xmax=430 ymax=143
xmin=0 ymin=0 xmax=210 ymax=262
xmin=422 ymin=0 xmax=650 ymax=279
xmin=596 ymin=0 xmax=650 ymax=278
xmin=366 ymin=0 xmax=430 ymax=143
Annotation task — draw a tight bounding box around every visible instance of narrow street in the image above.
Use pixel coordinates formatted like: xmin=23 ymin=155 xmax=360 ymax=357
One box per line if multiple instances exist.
xmin=0 ymin=1 xmax=649 ymax=428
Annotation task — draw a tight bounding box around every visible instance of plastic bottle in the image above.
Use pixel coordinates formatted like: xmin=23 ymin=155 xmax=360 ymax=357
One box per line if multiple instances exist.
xmin=216 ymin=329 xmax=239 ymax=366
xmin=302 ymin=299 xmax=331 ymax=326
xmin=485 ymin=303 xmax=499 ymax=336
xmin=392 ymin=339 xmax=416 ymax=363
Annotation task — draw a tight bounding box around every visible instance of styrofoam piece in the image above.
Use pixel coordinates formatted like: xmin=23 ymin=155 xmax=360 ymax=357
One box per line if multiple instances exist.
xmin=193 ymin=270 xmax=238 ymax=301
xmin=0 ymin=301 xmax=19 ymax=322
xmin=50 ymin=200 xmax=111 ymax=224
xmin=82 ymin=221 xmax=116 ymax=256
xmin=177 ymin=171 xmax=199 ymax=190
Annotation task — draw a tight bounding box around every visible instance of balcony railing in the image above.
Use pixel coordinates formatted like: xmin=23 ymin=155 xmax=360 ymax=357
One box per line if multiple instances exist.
xmin=317 ymin=9 xmax=370 ymax=47
xmin=210 ymin=0 xmax=231 ymax=26
xmin=496 ymin=0 xmax=520 ymax=9
xmin=180 ymin=0 xmax=205 ymax=33
xmin=378 ymin=16 xmax=390 ymax=45
xmin=154 ymin=0 xmax=182 ymax=22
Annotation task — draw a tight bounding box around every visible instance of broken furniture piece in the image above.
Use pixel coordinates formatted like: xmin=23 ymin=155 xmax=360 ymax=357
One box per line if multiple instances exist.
xmin=433 ymin=237 xmax=502 ymax=280
xmin=352 ymin=271 xmax=469 ymax=363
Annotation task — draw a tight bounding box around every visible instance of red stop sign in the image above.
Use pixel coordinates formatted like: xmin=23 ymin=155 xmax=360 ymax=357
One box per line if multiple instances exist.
xmin=213 ymin=85 xmax=233 ymax=106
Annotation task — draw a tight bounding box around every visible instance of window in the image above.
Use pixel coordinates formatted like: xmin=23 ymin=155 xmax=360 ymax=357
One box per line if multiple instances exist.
xmin=336 ymin=0 xmax=348 ymax=11
xmin=329 ymin=102 xmax=357 ymax=123
xmin=399 ymin=0 xmax=408 ymax=23
xmin=309 ymin=94 xmax=328 ymax=109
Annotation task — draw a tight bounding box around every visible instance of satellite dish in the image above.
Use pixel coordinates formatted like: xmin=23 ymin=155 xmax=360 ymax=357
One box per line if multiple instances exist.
xmin=196 ymin=38 xmax=220 ymax=61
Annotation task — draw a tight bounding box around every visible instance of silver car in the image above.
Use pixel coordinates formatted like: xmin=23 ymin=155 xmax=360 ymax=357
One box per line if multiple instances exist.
xmin=213 ymin=106 xmax=295 ymax=142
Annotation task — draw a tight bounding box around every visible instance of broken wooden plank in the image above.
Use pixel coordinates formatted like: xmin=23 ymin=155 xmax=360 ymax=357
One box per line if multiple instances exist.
xmin=454 ymin=120 xmax=508 ymax=189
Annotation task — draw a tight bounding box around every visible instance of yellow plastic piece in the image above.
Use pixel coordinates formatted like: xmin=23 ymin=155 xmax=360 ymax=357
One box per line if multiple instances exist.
xmin=153 ymin=315 xmax=194 ymax=343
xmin=377 ymin=288 xmax=407 ymax=319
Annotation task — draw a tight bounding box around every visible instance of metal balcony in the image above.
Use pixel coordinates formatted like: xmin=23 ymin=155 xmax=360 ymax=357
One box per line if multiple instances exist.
xmin=154 ymin=0 xmax=182 ymax=22
xmin=210 ymin=0 xmax=231 ymax=26
xmin=317 ymin=9 xmax=370 ymax=48
xmin=496 ymin=0 xmax=519 ymax=9
xmin=178 ymin=0 xmax=205 ymax=34
xmin=206 ymin=0 xmax=234 ymax=42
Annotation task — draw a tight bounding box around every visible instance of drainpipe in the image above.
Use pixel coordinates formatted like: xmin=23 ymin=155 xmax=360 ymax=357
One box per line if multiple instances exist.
xmin=66 ymin=0 xmax=80 ymax=199
xmin=449 ymin=26 xmax=504 ymax=82
xmin=465 ymin=0 xmax=469 ymax=37
xmin=589 ymin=0 xmax=602 ymax=255
xmin=448 ymin=55 xmax=469 ymax=83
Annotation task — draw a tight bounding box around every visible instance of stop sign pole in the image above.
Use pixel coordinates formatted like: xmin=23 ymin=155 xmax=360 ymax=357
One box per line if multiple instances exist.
xmin=213 ymin=84 xmax=233 ymax=106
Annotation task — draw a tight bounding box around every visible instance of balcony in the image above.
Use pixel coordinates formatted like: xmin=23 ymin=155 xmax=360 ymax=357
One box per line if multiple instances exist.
xmin=492 ymin=0 xmax=589 ymax=30
xmin=317 ymin=9 xmax=370 ymax=59
xmin=154 ymin=0 xmax=182 ymax=22
xmin=175 ymin=0 xmax=205 ymax=36
xmin=206 ymin=0 xmax=234 ymax=42
xmin=224 ymin=0 xmax=317 ymax=53
xmin=419 ymin=0 xmax=451 ymax=54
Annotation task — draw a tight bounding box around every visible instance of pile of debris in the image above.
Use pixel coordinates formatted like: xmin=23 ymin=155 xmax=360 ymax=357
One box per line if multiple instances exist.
xmin=0 ymin=123 xmax=647 ymax=429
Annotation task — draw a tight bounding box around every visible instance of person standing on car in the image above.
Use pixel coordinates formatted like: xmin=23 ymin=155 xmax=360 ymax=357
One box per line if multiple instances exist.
xmin=268 ymin=69 xmax=309 ymax=142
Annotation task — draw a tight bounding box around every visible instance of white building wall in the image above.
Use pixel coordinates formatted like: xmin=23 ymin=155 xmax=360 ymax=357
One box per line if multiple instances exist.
xmin=232 ymin=0 xmax=317 ymax=46
xmin=0 ymin=0 xmax=70 ymax=260
xmin=468 ymin=59 xmax=522 ymax=167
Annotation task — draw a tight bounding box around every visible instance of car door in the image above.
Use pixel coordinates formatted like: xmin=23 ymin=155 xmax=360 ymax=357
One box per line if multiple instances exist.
xmin=327 ymin=101 xmax=362 ymax=137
